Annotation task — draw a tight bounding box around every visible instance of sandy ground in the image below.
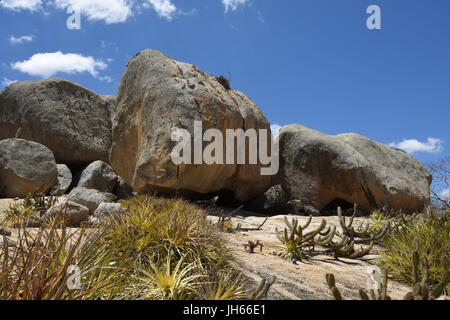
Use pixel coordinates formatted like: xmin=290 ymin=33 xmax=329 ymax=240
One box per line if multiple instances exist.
xmin=0 ymin=198 xmax=410 ymax=300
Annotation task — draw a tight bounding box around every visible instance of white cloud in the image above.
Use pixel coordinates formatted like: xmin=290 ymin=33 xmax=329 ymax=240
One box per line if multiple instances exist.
xmin=1 ymin=0 xmax=180 ymax=23
xmin=440 ymin=187 xmax=450 ymax=200
xmin=0 ymin=0 xmax=42 ymax=11
xmin=271 ymin=124 xmax=282 ymax=138
xmin=9 ymin=35 xmax=34 ymax=45
xmin=222 ymin=0 xmax=249 ymax=13
xmin=54 ymin=0 xmax=133 ymax=24
xmin=145 ymin=0 xmax=176 ymax=21
xmin=11 ymin=51 xmax=108 ymax=79
xmin=389 ymin=138 xmax=444 ymax=154
xmin=1 ymin=77 xmax=18 ymax=87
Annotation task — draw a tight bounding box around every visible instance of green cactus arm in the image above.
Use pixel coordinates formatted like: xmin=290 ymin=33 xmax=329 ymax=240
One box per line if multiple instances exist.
xmin=313 ymin=226 xmax=336 ymax=246
xmin=301 ymin=216 xmax=312 ymax=229
xmin=303 ymin=219 xmax=327 ymax=241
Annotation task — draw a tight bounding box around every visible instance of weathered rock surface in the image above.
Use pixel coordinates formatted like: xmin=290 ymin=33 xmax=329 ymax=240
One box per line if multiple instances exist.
xmin=0 ymin=78 xmax=112 ymax=168
xmin=0 ymin=138 xmax=57 ymax=198
xmin=102 ymin=95 xmax=117 ymax=122
xmin=110 ymin=49 xmax=272 ymax=202
xmin=68 ymin=187 xmax=116 ymax=212
xmin=93 ymin=202 xmax=123 ymax=219
xmin=50 ymin=164 xmax=72 ymax=196
xmin=276 ymin=125 xmax=432 ymax=214
xmin=46 ymin=201 xmax=89 ymax=226
xmin=77 ymin=161 xmax=118 ymax=193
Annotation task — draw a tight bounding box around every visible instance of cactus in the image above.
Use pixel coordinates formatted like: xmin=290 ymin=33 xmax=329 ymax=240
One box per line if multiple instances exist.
xmin=275 ymin=216 xmax=328 ymax=261
xmin=403 ymin=239 xmax=449 ymax=300
xmin=338 ymin=205 xmax=390 ymax=244
xmin=316 ymin=228 xmax=374 ymax=259
xmin=325 ymin=273 xmax=343 ymax=300
xmin=217 ymin=206 xmax=243 ymax=233
xmin=250 ymin=276 xmax=276 ymax=300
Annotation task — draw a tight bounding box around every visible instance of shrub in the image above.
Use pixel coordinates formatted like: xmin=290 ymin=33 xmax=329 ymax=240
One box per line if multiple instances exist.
xmin=98 ymin=196 xmax=251 ymax=299
xmin=216 ymin=75 xmax=231 ymax=91
xmin=0 ymin=215 xmax=124 ymax=300
xmin=1 ymin=195 xmax=273 ymax=300
xmin=379 ymin=211 xmax=450 ymax=286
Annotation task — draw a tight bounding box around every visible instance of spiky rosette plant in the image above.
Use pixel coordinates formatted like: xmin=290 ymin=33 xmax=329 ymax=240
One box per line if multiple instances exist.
xmin=275 ymin=216 xmax=328 ymax=261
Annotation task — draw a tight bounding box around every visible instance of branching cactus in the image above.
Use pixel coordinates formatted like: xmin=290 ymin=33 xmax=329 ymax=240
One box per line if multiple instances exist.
xmin=317 ymin=231 xmax=374 ymax=259
xmin=275 ymin=216 xmax=328 ymax=261
xmin=250 ymin=276 xmax=276 ymax=300
xmin=338 ymin=205 xmax=390 ymax=244
xmin=403 ymin=239 xmax=449 ymax=300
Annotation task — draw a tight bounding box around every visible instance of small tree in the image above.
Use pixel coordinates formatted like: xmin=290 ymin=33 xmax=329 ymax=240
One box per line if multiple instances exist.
xmin=426 ymin=157 xmax=450 ymax=210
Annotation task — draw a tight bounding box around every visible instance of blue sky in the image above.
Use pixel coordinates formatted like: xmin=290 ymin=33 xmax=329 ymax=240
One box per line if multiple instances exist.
xmin=1 ymin=0 xmax=449 ymax=173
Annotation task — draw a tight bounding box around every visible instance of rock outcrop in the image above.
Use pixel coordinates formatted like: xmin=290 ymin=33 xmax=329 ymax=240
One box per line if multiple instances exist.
xmin=76 ymin=160 xmax=118 ymax=193
xmin=0 ymin=79 xmax=112 ymax=169
xmin=275 ymin=125 xmax=432 ymax=214
xmin=0 ymin=138 xmax=57 ymax=198
xmin=110 ymin=49 xmax=272 ymax=202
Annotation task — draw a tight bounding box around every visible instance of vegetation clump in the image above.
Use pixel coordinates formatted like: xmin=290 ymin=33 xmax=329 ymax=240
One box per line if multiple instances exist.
xmin=379 ymin=210 xmax=450 ymax=286
xmin=1 ymin=195 xmax=274 ymax=300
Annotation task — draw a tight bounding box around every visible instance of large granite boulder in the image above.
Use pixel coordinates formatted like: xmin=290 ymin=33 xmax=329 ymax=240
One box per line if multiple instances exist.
xmin=76 ymin=160 xmax=118 ymax=193
xmin=110 ymin=49 xmax=272 ymax=201
xmin=276 ymin=125 xmax=432 ymax=214
xmin=0 ymin=138 xmax=57 ymax=198
xmin=50 ymin=164 xmax=72 ymax=196
xmin=0 ymin=78 xmax=112 ymax=169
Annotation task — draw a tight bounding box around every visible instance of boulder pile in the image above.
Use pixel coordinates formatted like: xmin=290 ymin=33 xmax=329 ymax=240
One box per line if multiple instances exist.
xmin=0 ymin=49 xmax=432 ymax=216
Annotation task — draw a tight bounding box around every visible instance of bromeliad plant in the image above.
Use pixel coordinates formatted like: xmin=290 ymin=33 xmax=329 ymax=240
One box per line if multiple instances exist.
xmin=0 ymin=213 xmax=124 ymax=300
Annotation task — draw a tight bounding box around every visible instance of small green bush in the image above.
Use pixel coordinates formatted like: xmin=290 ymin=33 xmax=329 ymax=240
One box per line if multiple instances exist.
xmin=379 ymin=211 xmax=450 ymax=286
